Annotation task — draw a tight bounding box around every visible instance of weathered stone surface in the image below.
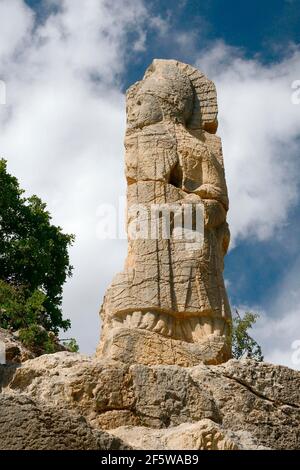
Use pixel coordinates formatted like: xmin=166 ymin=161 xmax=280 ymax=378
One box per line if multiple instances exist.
xmin=1 ymin=353 xmax=299 ymax=450
xmin=0 ymin=327 xmax=35 ymax=364
xmin=0 ymin=393 xmax=130 ymax=450
xmin=4 ymin=353 xmax=219 ymax=429
xmin=110 ymin=420 xmax=269 ymax=450
xmin=100 ymin=327 xmax=229 ymax=367
xmin=97 ymin=59 xmax=231 ymax=366
xmin=0 ymin=327 xmax=69 ymax=365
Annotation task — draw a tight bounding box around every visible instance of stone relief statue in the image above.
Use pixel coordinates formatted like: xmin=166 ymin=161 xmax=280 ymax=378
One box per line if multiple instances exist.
xmin=97 ymin=59 xmax=231 ymax=366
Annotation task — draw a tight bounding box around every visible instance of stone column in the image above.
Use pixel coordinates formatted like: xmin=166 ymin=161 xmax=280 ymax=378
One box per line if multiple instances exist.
xmin=97 ymin=59 xmax=231 ymax=366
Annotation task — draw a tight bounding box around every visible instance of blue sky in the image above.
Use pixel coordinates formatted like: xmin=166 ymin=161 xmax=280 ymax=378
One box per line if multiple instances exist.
xmin=1 ymin=0 xmax=300 ymax=368
xmin=126 ymin=0 xmax=300 ymax=80
xmin=24 ymin=0 xmax=300 ymax=79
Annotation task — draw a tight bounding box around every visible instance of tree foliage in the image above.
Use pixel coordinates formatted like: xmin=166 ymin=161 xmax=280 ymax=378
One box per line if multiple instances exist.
xmin=61 ymin=338 xmax=80 ymax=353
xmin=231 ymin=310 xmax=263 ymax=361
xmin=0 ymin=159 xmax=75 ymax=349
xmin=0 ymin=280 xmax=46 ymax=330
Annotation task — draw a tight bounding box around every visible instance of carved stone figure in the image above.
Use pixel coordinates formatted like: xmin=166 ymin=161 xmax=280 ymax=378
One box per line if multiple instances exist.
xmin=97 ymin=59 xmax=231 ymax=366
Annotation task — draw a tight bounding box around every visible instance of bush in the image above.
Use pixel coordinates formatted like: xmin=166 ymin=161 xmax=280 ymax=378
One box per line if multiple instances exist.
xmin=0 ymin=280 xmax=46 ymax=330
xmin=62 ymin=338 xmax=80 ymax=353
xmin=18 ymin=324 xmax=57 ymax=354
xmin=231 ymin=310 xmax=263 ymax=361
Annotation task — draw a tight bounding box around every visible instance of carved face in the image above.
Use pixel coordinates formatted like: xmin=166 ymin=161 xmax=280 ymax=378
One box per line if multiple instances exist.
xmin=127 ymin=63 xmax=194 ymax=129
xmin=128 ymin=92 xmax=163 ymax=129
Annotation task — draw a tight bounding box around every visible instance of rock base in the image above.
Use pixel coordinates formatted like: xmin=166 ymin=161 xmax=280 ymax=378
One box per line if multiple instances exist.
xmin=1 ymin=351 xmax=299 ymax=450
xmin=110 ymin=420 xmax=268 ymax=450
xmin=97 ymin=327 xmax=230 ymax=366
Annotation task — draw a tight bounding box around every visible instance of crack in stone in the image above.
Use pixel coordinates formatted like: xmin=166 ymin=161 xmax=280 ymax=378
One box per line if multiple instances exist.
xmin=223 ymin=373 xmax=300 ymax=410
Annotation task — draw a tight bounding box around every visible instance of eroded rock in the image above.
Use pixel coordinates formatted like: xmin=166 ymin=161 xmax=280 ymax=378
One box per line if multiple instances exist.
xmin=0 ymin=393 xmax=130 ymax=450
xmin=1 ymin=353 xmax=299 ymax=450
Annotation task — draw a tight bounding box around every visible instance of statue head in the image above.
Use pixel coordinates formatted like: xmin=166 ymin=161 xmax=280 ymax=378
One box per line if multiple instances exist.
xmin=127 ymin=62 xmax=194 ymax=129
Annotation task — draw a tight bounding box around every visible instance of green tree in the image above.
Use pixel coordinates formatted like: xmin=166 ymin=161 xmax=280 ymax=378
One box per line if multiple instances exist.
xmin=0 ymin=159 xmax=74 ymax=343
xmin=0 ymin=280 xmax=46 ymax=330
xmin=231 ymin=310 xmax=263 ymax=361
xmin=60 ymin=338 xmax=80 ymax=353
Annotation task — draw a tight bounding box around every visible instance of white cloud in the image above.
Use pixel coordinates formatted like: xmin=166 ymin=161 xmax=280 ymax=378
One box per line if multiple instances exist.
xmin=0 ymin=0 xmax=150 ymax=353
xmin=234 ymin=250 xmax=300 ymax=371
xmin=238 ymin=303 xmax=300 ymax=371
xmin=0 ymin=0 xmax=34 ymax=62
xmin=196 ymin=41 xmax=300 ymax=244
